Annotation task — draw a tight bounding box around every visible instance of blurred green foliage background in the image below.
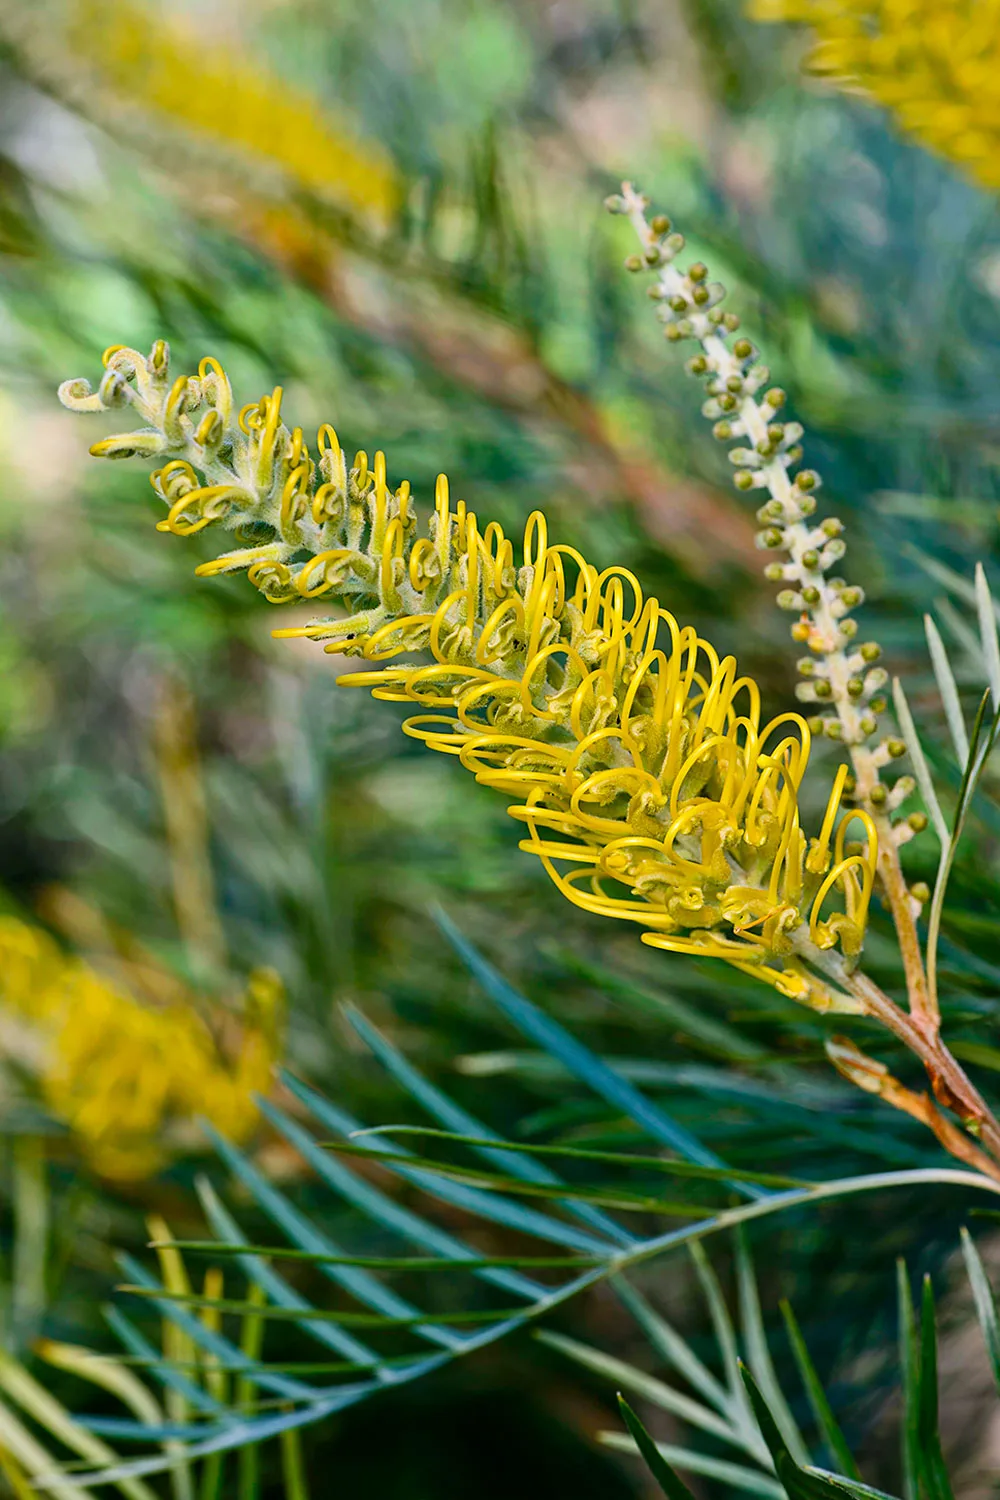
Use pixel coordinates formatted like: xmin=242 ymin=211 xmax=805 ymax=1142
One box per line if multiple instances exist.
xmin=2 ymin=0 xmax=1000 ymax=1492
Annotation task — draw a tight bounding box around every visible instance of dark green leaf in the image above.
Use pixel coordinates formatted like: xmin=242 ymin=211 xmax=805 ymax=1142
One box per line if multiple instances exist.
xmin=780 ymin=1300 xmax=859 ymax=1477
xmin=617 ymin=1395 xmax=698 ymax=1500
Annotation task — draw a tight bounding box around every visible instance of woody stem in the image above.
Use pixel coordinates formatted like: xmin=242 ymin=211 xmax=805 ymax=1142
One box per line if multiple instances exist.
xmin=842 ymin=966 xmax=1000 ymax=1169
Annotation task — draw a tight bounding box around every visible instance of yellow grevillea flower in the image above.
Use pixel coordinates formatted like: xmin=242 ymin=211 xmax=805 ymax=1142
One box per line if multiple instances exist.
xmin=750 ymin=0 xmax=1000 ymax=189
xmin=58 ymin=343 xmax=877 ymax=1012
xmin=0 ymin=916 xmax=282 ymax=1179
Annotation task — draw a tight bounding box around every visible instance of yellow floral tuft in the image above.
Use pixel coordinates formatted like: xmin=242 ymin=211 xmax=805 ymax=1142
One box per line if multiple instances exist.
xmin=749 ymin=0 xmax=1000 ymax=189
xmin=60 ymin=343 xmax=877 ymax=1010
xmin=0 ymin=915 xmax=282 ymax=1179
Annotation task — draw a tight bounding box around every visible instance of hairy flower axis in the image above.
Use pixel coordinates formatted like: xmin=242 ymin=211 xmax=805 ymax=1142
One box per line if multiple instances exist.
xmin=613 ymin=183 xmax=955 ymax=1033
xmin=0 ymin=916 xmax=281 ymax=1179
xmin=748 ymin=0 xmax=1000 ymax=190
xmin=59 ymin=343 xmax=882 ymax=1012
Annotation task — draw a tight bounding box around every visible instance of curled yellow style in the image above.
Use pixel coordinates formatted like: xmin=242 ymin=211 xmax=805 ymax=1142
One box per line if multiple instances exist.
xmin=0 ymin=915 xmax=282 ymax=1179
xmin=59 ymin=343 xmax=877 ymax=1010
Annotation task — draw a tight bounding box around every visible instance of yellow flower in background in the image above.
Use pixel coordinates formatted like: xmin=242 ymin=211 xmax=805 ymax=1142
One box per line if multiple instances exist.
xmin=0 ymin=916 xmax=282 ymax=1179
xmin=750 ymin=0 xmax=1000 ymax=189
xmin=0 ymin=0 xmax=398 ymax=225
xmin=59 ymin=342 xmax=878 ymax=1012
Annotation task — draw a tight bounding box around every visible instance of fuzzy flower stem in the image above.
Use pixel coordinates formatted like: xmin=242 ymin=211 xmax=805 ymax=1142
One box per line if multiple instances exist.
xmin=607 ymin=183 xmax=1000 ymax=1166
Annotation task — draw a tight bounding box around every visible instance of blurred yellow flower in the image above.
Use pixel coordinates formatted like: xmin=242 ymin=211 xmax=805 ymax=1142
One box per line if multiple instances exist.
xmin=0 ymin=916 xmax=282 ymax=1179
xmin=0 ymin=0 xmax=398 ymax=225
xmin=59 ymin=342 xmax=878 ymax=1012
xmin=750 ymin=0 xmax=1000 ymax=188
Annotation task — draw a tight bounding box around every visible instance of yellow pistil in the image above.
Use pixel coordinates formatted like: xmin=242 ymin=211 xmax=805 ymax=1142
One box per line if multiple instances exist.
xmin=58 ymin=343 xmax=877 ymax=1011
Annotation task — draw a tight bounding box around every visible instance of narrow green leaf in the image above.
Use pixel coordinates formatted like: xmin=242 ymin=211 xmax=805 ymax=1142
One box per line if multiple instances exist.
xmin=434 ymin=909 xmax=759 ymax=1193
xmin=344 ymin=1002 xmax=629 ymax=1247
xmin=612 ymin=1277 xmax=731 ymax=1416
xmin=601 ymin=1433 xmax=783 ymax=1497
xmin=0 ymin=1348 xmax=158 ymax=1500
xmin=237 ymin=1280 xmax=265 ymax=1500
xmin=892 ymin=678 xmax=949 ymax=846
xmin=925 ymin=689 xmax=1000 ymax=1008
xmin=916 ymin=1277 xmax=955 ymax=1500
xmin=975 ymin=563 xmax=1000 ymax=710
xmin=897 ymin=1263 xmax=919 ymax=1500
xmin=75 ymin=1166 xmax=1000 ymax=1492
xmin=934 ymin=594 xmax=982 ymax=663
xmin=118 ymin=1288 xmax=525 ymax=1328
xmin=779 ymin=1301 xmax=859 ymax=1477
xmin=960 ymin=1228 xmax=1000 ymax=1396
xmin=537 ymin=1332 xmax=740 ymax=1449
xmin=924 ymin=615 xmax=969 ymax=766
xmin=689 ymin=1242 xmax=766 ymax=1462
xmin=149 ymin=1242 xmax=599 ymax=1271
xmin=346 ymin=1128 xmax=808 ymax=1190
xmin=617 ymin=1397 xmax=698 ymax=1500
xmin=736 ymin=1232 xmax=810 ymax=1465
xmin=279 ymin=1429 xmax=310 ymax=1500
xmin=321 ymin=1143 xmax=723 ymax=1215
xmin=739 ymin=1364 xmax=849 ymax=1500
xmin=802 ymin=1470 xmax=900 ymax=1500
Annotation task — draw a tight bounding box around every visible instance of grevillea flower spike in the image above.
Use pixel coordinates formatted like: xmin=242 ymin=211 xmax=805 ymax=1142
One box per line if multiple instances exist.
xmin=57 ymin=189 xmax=1000 ymax=1180
xmin=60 ymin=348 xmax=876 ymax=1015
